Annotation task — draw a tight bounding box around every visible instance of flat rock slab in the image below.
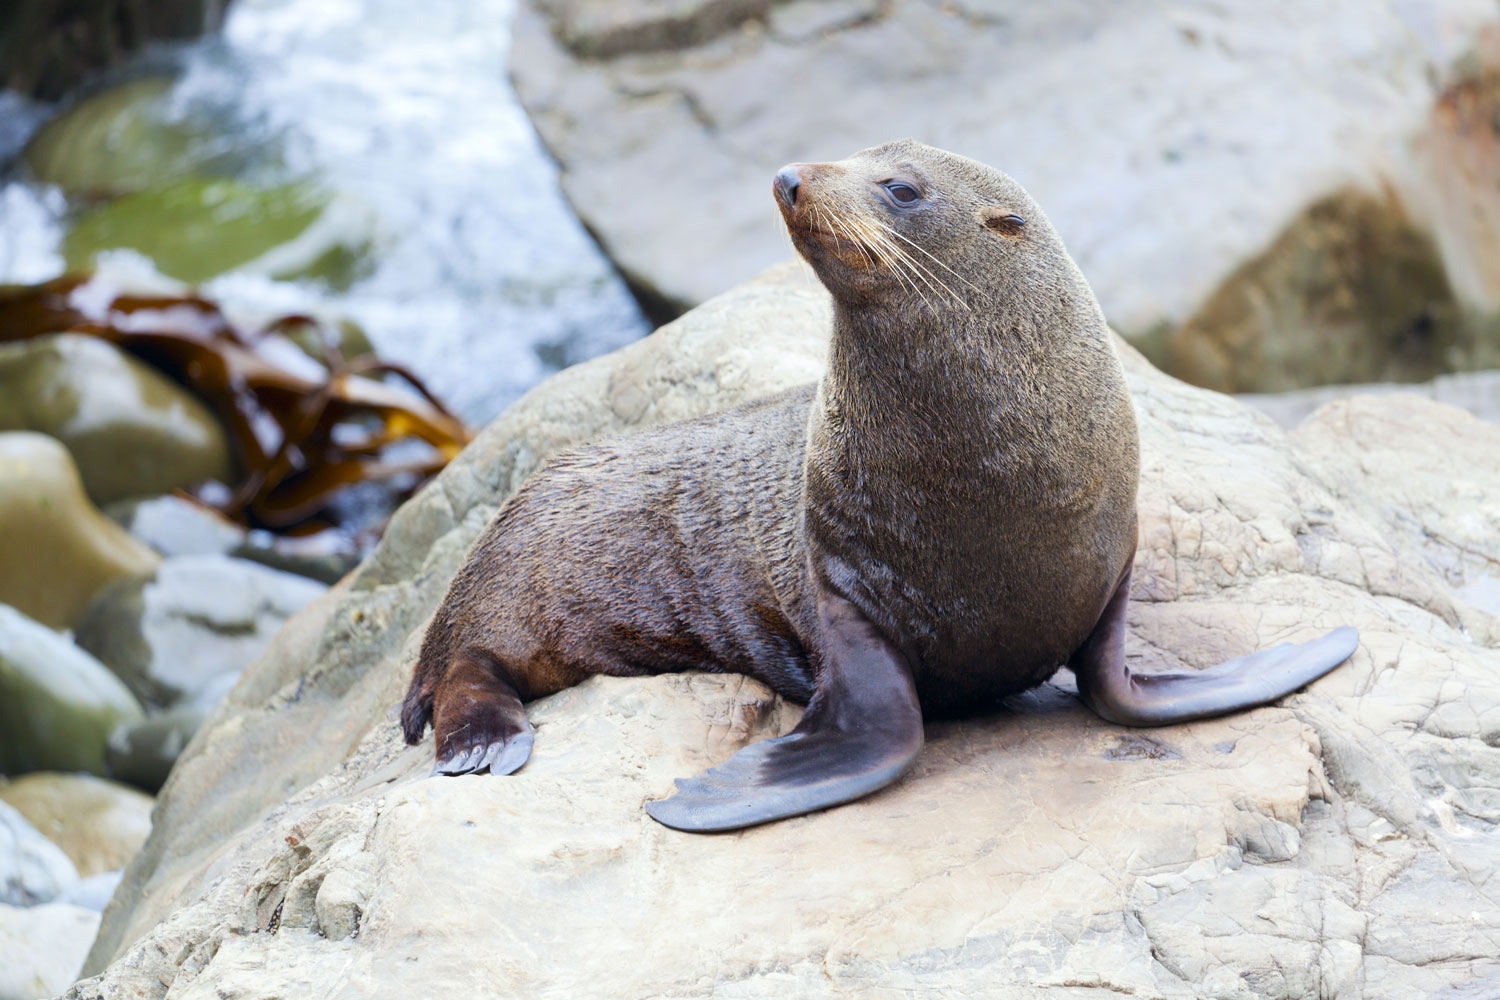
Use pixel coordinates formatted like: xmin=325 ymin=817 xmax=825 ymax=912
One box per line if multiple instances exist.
xmin=510 ymin=0 xmax=1500 ymax=325
xmin=76 ymin=266 xmax=1500 ymax=998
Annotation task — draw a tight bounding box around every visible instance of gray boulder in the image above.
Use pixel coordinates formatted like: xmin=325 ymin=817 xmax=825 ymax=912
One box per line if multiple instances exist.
xmin=73 ymin=554 xmax=328 ymax=711
xmin=73 ymin=266 xmax=1500 ymax=998
xmin=0 ymin=799 xmax=77 ymax=907
xmin=511 ymin=0 xmax=1500 ymax=390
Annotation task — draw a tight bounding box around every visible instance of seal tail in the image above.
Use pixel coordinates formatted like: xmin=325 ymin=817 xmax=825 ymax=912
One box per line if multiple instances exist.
xmin=1071 ymin=562 xmax=1359 ymax=727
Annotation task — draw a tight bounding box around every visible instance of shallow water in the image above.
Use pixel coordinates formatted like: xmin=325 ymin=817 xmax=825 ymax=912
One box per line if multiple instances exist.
xmin=0 ymin=0 xmax=649 ymax=424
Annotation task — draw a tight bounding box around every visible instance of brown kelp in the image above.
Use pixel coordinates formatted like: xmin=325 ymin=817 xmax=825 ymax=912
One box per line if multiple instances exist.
xmin=0 ymin=275 xmax=471 ymax=534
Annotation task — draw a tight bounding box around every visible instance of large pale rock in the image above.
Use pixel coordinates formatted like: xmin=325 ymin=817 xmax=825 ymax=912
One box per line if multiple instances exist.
xmin=0 ymin=900 xmax=99 ymax=1000
xmin=0 ymin=432 xmax=160 ymax=629
xmin=0 ymin=604 xmax=145 ymax=777
xmin=0 ymin=334 xmax=233 ymax=505
xmin=75 ymin=266 xmax=1500 ymax=998
xmin=73 ymin=554 xmax=328 ymax=711
xmin=0 ymin=773 xmax=152 ymax=878
xmin=511 ymin=0 xmax=1500 ymax=388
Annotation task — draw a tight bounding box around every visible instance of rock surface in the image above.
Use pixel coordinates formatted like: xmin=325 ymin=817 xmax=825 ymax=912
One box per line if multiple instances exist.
xmin=0 ymin=334 xmax=233 ymax=505
xmin=511 ymin=0 xmax=1500 ymax=389
xmin=0 ymin=900 xmax=99 ymax=1000
xmin=0 ymin=774 xmax=152 ymax=879
xmin=0 ymin=799 xmax=77 ymax=908
xmin=74 ymin=554 xmax=328 ymax=711
xmin=0 ymin=604 xmax=145 ymax=777
xmin=0 ymin=432 xmax=160 ymax=629
xmin=76 ymin=266 xmax=1500 ymax=998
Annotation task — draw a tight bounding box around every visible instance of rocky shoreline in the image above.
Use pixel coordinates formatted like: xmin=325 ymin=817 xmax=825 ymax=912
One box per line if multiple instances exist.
xmin=61 ymin=264 xmax=1500 ymax=999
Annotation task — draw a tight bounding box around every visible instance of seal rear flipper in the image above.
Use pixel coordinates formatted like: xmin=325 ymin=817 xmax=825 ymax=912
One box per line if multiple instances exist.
xmin=1071 ymin=563 xmax=1359 ymax=727
xmin=430 ymin=649 xmax=534 ymax=776
xmin=646 ymin=589 xmax=923 ymax=833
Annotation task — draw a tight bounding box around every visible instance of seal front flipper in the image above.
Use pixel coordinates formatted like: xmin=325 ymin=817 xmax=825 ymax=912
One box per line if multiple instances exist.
xmin=646 ymin=590 xmax=923 ymax=833
xmin=421 ymin=649 xmax=534 ymax=776
xmin=1071 ymin=561 xmax=1359 ymax=727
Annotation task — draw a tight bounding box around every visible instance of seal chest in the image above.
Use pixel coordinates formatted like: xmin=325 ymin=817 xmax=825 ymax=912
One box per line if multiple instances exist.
xmin=400 ymin=140 xmax=1358 ymax=832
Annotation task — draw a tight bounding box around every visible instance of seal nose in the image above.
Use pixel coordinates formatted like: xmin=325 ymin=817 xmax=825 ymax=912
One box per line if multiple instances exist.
xmin=774 ymin=165 xmax=801 ymax=209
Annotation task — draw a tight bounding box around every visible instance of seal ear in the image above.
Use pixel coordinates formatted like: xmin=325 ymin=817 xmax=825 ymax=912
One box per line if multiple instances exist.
xmin=980 ymin=207 xmax=1026 ymax=236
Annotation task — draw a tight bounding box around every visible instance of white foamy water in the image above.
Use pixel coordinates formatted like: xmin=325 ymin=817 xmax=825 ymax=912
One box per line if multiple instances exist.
xmin=0 ymin=0 xmax=649 ymax=423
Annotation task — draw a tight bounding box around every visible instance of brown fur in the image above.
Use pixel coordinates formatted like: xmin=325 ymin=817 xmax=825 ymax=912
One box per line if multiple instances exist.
xmin=402 ymin=140 xmax=1139 ymax=749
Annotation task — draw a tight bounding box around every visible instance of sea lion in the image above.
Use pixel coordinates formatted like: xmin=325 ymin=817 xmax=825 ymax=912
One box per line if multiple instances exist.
xmin=400 ymin=140 xmax=1358 ymax=832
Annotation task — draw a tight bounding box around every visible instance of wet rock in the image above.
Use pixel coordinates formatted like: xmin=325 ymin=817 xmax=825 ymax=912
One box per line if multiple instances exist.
xmin=73 ymin=266 xmax=1500 ymax=998
xmin=0 ymin=0 xmax=225 ymax=101
xmin=0 ymin=774 xmax=152 ymax=878
xmin=0 ymin=900 xmax=98 ymax=1000
xmin=0 ymin=334 xmax=233 ymax=505
xmin=0 ymin=799 xmax=77 ymax=907
xmin=21 ymin=77 xmax=243 ymax=200
xmin=104 ymin=705 xmax=206 ymax=793
xmin=108 ymin=496 xmax=360 ymax=584
xmin=62 ymin=177 xmax=375 ymax=288
xmin=0 ymin=432 xmax=160 ymax=629
xmin=105 ymin=495 xmax=246 ymax=559
xmin=0 ymin=603 xmax=145 ymax=777
xmin=74 ymin=554 xmax=327 ymax=711
xmin=511 ymin=0 xmax=1500 ymax=388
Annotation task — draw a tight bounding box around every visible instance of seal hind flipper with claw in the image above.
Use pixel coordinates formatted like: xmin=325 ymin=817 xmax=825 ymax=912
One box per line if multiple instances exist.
xmin=1072 ymin=557 xmax=1358 ymax=727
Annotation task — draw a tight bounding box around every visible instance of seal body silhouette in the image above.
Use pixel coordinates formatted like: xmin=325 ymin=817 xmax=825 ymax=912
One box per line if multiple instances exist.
xmin=401 ymin=140 xmax=1358 ymax=832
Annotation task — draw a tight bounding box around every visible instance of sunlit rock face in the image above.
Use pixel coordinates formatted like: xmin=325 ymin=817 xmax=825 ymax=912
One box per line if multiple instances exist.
xmin=511 ymin=0 xmax=1500 ymax=390
xmin=72 ymin=265 xmax=1500 ymax=1000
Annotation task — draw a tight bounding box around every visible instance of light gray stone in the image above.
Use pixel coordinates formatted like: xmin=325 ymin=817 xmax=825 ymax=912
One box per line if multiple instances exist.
xmin=0 ymin=800 xmax=77 ymax=907
xmin=73 ymin=554 xmax=327 ymax=711
xmin=511 ymin=0 xmax=1500 ymax=390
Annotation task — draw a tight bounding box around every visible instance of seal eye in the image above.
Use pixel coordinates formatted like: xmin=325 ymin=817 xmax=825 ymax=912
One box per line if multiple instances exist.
xmin=882 ymin=182 xmax=921 ymax=206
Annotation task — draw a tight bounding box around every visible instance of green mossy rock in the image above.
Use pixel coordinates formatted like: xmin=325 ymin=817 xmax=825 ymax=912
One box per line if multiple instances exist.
xmin=0 ymin=334 xmax=233 ymax=504
xmin=0 ymin=604 xmax=145 ymax=777
xmin=0 ymin=432 xmax=160 ymax=629
xmin=22 ymin=77 xmax=222 ymax=198
xmin=62 ymin=178 xmax=373 ymax=288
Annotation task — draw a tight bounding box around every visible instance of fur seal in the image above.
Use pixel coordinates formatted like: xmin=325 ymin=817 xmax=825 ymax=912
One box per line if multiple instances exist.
xmin=401 ymin=140 xmax=1358 ymax=832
